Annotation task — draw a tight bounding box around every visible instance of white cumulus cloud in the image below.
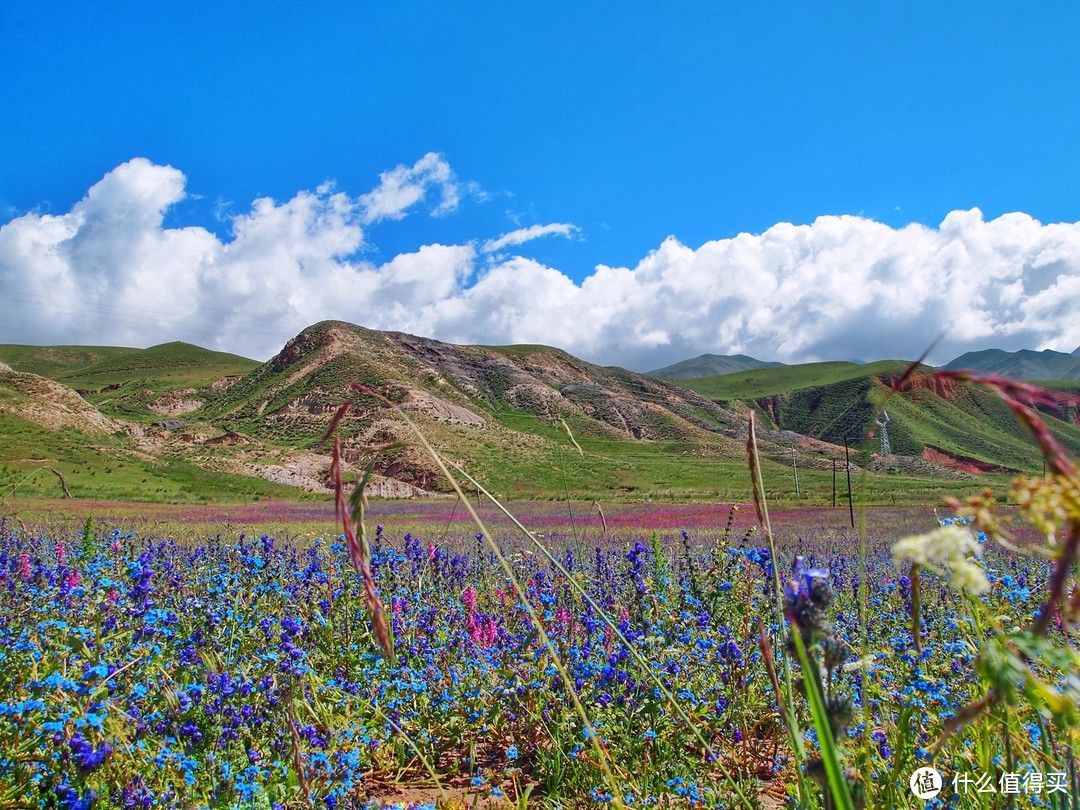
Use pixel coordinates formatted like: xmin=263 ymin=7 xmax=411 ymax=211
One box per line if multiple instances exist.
xmin=482 ymin=222 xmax=579 ymax=253
xmin=0 ymin=158 xmax=477 ymax=358
xmin=358 ymin=152 xmax=461 ymax=223
xmin=1 ymin=157 xmax=1079 ymax=372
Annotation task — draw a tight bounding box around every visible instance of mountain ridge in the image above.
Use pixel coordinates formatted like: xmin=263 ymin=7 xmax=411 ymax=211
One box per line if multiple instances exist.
xmin=647 ymin=353 xmax=784 ymax=379
xmin=941 ymin=348 xmax=1080 ymax=381
xmin=4 ymin=323 xmax=1079 ymax=503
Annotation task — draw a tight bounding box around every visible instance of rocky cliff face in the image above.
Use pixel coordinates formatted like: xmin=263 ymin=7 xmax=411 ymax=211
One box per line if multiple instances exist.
xmin=208 ymin=321 xmax=752 ymax=446
xmin=193 ymin=320 xmax=858 ymax=494
xmin=0 ymin=366 xmax=123 ymax=435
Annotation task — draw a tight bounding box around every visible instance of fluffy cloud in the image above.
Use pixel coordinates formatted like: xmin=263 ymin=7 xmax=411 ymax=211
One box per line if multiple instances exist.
xmin=358 ymin=152 xmax=461 ymax=223
xmin=482 ymin=222 xmax=579 ymax=253
xmin=2 ymin=157 xmax=1079 ymax=371
xmin=559 ymin=211 xmax=1080 ymax=368
xmin=0 ymin=158 xmax=473 ymax=357
xmin=409 ymin=210 xmax=1079 ymax=370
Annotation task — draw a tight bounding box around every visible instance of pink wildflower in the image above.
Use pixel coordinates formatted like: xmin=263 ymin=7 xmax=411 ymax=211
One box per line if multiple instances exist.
xmin=467 ymin=616 xmax=481 ymax=644
xmin=466 ymin=615 xmax=499 ymax=647
xmin=64 ymin=570 xmax=79 ymax=588
xmin=462 ymin=585 xmax=477 ymax=614
xmin=18 ymin=553 xmax=31 ymax=580
xmin=481 ymin=616 xmax=499 ymax=646
xmin=427 ymin=542 xmax=437 ymax=561
xmin=55 ymin=540 xmax=66 ymax=566
xmin=556 ymin=606 xmax=572 ymax=630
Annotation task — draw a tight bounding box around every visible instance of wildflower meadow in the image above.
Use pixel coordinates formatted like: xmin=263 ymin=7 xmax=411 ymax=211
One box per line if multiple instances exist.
xmin=1 ymin=372 xmax=1078 ymax=809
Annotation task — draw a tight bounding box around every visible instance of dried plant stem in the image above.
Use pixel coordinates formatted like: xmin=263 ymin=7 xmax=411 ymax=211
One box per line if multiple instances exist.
xmin=747 ymin=413 xmax=812 ymax=805
xmin=933 ymin=691 xmax=998 ymax=755
xmin=329 ymin=435 xmax=393 ymax=662
xmin=593 ymin=500 xmax=608 ymax=534
xmin=48 ymin=468 xmax=73 ymax=499
xmin=910 ymin=563 xmax=922 ymax=656
xmin=287 ymin=696 xmax=314 ymax=808
xmin=1030 ymin=518 xmax=1080 ymax=637
xmin=757 ymin=619 xmax=792 ymax=745
xmin=560 ymin=418 xmax=585 ymax=456
xmin=352 ymin=387 xmax=629 ymax=808
xmin=747 ymin=415 xmax=790 ymax=688
xmin=454 ymin=463 xmax=757 ymax=808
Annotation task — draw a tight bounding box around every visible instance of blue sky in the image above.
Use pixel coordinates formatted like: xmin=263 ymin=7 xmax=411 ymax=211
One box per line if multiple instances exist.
xmin=2 ymin=3 xmax=1078 ymax=369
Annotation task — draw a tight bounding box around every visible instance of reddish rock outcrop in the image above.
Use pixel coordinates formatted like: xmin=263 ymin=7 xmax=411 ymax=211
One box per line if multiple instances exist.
xmin=896 ymin=373 xmax=960 ymax=399
xmin=921 ymin=445 xmax=1016 ymax=474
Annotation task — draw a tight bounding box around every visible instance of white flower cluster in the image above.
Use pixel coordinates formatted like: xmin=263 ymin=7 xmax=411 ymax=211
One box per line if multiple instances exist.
xmin=891 ymin=525 xmax=990 ymax=596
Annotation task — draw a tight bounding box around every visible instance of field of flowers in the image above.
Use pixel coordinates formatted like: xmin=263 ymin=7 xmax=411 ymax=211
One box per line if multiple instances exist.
xmin=2 ymin=485 xmax=1077 ymax=809
xmin=2 ymin=372 xmax=1078 ymax=809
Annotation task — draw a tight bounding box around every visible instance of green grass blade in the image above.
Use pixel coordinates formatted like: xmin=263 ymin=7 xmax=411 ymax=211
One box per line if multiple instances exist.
xmin=792 ymin=626 xmax=855 ymax=810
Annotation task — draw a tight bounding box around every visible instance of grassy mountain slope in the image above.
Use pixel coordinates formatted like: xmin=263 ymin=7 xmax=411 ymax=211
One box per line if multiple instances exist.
xmin=0 ymin=344 xmax=136 ymax=378
xmin=207 ymin=322 xmax=752 ymax=440
xmin=7 ymin=324 xmax=1073 ymax=505
xmin=0 ymin=342 xmax=259 ymax=428
xmin=647 ymin=353 xmax=784 ymax=379
xmin=942 ymin=348 xmax=1080 ymax=380
xmin=58 ymin=342 xmax=258 ymax=389
xmin=202 ymin=321 xmax=803 ymax=498
xmin=0 ymin=413 xmax=304 ymax=502
xmin=867 ymin=377 xmax=1080 ymax=473
xmin=676 ymin=360 xmax=913 ymax=400
xmin=0 ymin=371 xmax=301 ymax=504
xmin=667 ymin=359 xmax=1080 ymax=475
xmin=0 ymin=342 xmax=257 ymax=389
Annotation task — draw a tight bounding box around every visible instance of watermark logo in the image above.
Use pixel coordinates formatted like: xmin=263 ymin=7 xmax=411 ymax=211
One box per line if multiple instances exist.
xmin=909 ymin=767 xmax=943 ymax=800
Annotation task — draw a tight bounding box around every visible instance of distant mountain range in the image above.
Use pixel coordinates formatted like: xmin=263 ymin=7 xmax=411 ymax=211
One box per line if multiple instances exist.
xmin=646 ymin=353 xmax=783 ymax=379
xmin=652 ymin=347 xmax=1080 ymax=382
xmin=941 ymin=348 xmax=1080 ymax=381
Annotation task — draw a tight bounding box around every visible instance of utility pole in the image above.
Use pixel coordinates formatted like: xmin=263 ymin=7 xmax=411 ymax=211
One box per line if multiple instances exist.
xmin=844 ymin=437 xmax=854 ymax=528
xmin=791 ymin=446 xmax=800 ymax=497
xmin=832 ymin=459 xmax=837 ymax=508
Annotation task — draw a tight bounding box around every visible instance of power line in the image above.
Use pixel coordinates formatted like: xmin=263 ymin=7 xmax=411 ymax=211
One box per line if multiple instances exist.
xmin=2 ymin=288 xmax=283 ymax=332
xmin=0 ymin=289 xmax=292 ymax=346
xmin=0 ymin=299 xmax=281 ymax=344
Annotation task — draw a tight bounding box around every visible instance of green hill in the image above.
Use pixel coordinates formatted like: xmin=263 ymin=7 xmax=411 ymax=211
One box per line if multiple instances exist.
xmin=942 ymin=348 xmax=1080 ymax=380
xmin=0 ymin=411 xmax=304 ymax=503
xmin=666 ymin=360 xmax=1080 ymax=475
xmin=0 ymin=341 xmax=258 ymax=392
xmin=676 ymin=360 xmax=914 ymax=400
xmin=867 ymin=377 xmax=1080 ymax=474
xmin=58 ymin=342 xmax=258 ymax=389
xmin=647 ymin=353 xmax=784 ymax=379
xmin=203 ymin=321 xmax=783 ymax=499
xmin=0 ymin=344 xmax=136 ymax=379
xmin=6 ymin=325 xmax=1076 ymax=505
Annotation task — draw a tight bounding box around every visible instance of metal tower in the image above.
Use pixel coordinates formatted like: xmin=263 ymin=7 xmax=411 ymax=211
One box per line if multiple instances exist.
xmin=876 ymin=409 xmax=891 ymax=455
